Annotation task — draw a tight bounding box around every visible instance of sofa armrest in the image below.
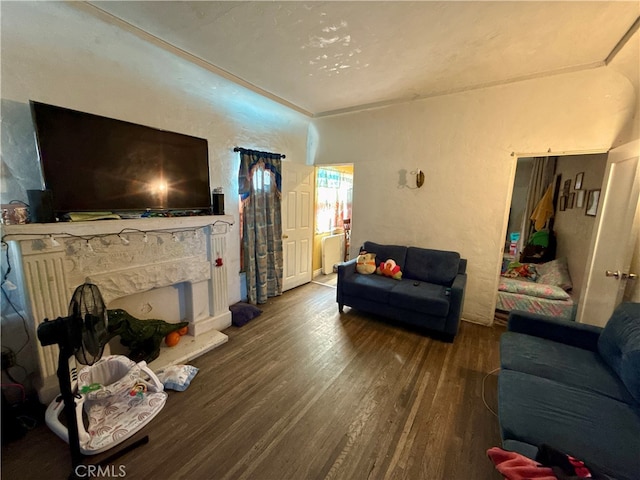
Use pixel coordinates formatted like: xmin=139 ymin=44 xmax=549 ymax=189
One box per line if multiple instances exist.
xmin=450 ymin=273 xmax=467 ymax=303
xmin=507 ymin=310 xmax=603 ymax=351
xmin=336 ymin=259 xmax=357 ymax=311
xmin=442 ymin=273 xmax=467 ymax=337
xmin=337 ymin=258 xmax=357 ymax=279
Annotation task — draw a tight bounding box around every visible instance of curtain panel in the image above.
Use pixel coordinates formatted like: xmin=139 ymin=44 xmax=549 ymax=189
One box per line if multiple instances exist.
xmin=238 ymin=150 xmax=284 ymax=304
xmin=520 ymin=156 xmax=557 ymax=247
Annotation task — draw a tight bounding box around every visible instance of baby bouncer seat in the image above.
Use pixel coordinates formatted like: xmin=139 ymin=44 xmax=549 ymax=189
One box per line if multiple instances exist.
xmin=46 ymin=355 xmax=167 ymax=455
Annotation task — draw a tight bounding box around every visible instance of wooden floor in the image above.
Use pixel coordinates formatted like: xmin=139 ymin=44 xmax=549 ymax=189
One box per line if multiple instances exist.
xmin=2 ymin=282 xmax=504 ymax=480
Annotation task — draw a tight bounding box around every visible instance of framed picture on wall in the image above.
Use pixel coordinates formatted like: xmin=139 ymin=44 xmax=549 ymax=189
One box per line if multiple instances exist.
xmin=586 ymin=189 xmax=601 ymax=216
xmin=568 ymin=192 xmax=575 ymax=209
xmin=563 ymin=179 xmax=571 ymax=194
xmin=575 ymin=172 xmax=584 ymax=190
xmin=576 ymin=190 xmax=586 ymax=208
xmin=559 ymin=196 xmax=567 ymax=211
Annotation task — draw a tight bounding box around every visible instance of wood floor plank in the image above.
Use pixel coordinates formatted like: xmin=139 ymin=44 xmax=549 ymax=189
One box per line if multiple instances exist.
xmin=1 ymin=282 xmax=504 ymax=480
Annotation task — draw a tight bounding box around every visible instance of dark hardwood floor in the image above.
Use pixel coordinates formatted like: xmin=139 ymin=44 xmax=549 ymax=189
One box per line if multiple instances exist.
xmin=2 ymin=281 xmax=504 ymax=480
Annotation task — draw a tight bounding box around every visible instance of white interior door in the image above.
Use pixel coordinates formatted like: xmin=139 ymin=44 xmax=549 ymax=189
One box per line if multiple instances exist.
xmin=576 ymin=140 xmax=640 ymax=327
xmin=282 ymin=162 xmax=314 ymax=291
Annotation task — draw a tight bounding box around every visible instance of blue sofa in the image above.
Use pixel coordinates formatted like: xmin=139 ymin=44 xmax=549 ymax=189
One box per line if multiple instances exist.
xmin=336 ymin=241 xmax=467 ymax=341
xmin=498 ymin=303 xmax=640 ymax=480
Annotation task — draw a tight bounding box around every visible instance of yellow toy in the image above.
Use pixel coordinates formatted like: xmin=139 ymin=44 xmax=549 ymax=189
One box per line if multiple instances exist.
xmin=356 ymin=252 xmax=377 ymax=274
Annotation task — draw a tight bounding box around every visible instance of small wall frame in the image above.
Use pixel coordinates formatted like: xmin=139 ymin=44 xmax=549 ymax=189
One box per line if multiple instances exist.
xmin=585 ymin=189 xmax=601 ymax=217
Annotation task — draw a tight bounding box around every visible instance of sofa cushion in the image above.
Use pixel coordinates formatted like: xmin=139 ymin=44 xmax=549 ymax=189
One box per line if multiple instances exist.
xmin=340 ymin=273 xmax=398 ymax=303
xmin=362 ymin=242 xmax=407 ymax=271
xmin=403 ymin=247 xmax=460 ymax=286
xmin=499 ymin=370 xmax=640 ymax=480
xmin=598 ymin=302 xmax=640 ymax=403
xmin=501 ymin=332 xmax=634 ymax=404
xmin=388 ymin=281 xmax=450 ymax=317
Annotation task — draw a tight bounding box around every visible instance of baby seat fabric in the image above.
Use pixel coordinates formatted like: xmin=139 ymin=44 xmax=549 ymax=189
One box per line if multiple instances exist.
xmin=46 ymin=355 xmax=167 ymax=455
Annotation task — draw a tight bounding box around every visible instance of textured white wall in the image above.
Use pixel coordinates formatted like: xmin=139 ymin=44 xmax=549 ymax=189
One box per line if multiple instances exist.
xmin=312 ymin=67 xmax=636 ymax=325
xmin=1 ymin=1 xmax=310 ymax=312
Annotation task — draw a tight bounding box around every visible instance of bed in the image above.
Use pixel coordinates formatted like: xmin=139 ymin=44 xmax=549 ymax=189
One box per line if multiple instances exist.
xmin=495 ymin=258 xmax=577 ymax=321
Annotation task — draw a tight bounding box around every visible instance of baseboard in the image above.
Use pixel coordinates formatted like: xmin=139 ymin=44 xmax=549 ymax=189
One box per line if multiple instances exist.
xmin=313 ymin=268 xmax=323 ymax=278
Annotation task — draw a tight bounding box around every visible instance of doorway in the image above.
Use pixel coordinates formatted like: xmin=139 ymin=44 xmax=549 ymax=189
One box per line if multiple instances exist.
xmin=312 ymin=165 xmax=354 ymax=281
xmin=501 ymin=152 xmax=609 ymax=321
xmin=497 ymin=145 xmax=640 ymax=325
xmin=508 ymin=154 xmax=608 ymax=292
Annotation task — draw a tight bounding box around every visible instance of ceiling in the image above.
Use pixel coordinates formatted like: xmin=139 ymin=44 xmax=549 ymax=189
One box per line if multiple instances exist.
xmin=87 ymin=1 xmax=639 ymax=117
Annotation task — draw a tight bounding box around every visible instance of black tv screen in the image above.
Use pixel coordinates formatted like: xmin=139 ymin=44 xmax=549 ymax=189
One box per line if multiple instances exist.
xmin=30 ymin=101 xmax=211 ymax=214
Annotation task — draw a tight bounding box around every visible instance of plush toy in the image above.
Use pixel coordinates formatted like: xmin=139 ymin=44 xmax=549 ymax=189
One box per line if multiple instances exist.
xmin=356 ymin=252 xmax=377 ymax=274
xmin=376 ymin=259 xmax=403 ymax=280
xmin=107 ymin=309 xmax=189 ymax=363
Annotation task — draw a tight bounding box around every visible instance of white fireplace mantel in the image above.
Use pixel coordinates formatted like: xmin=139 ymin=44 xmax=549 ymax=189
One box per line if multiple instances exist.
xmin=2 ymin=215 xmax=234 ymax=403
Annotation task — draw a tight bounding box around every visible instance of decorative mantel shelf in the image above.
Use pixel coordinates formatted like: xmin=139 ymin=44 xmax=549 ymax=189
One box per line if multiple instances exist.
xmin=2 ymin=215 xmax=234 ymax=403
xmin=1 ymin=215 xmax=233 ymax=238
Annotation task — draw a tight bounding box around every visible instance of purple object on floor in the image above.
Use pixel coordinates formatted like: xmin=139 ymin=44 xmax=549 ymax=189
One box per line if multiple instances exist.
xmin=229 ymin=302 xmax=262 ymax=327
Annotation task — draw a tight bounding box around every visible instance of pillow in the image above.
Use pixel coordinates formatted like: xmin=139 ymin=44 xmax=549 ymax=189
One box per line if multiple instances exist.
xmin=356 ymin=252 xmax=377 ymax=274
xmin=156 ymin=365 xmax=199 ymax=392
xmin=498 ymin=278 xmax=570 ymax=300
xmin=376 ymin=259 xmax=403 ymax=280
xmin=597 ymin=303 xmax=640 ymax=403
xmin=230 ymin=302 xmax=262 ymax=327
xmin=536 ymin=257 xmax=573 ymax=291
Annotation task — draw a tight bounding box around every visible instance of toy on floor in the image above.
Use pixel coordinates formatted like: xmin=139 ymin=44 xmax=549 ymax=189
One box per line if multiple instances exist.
xmin=107 ymin=309 xmax=189 ymax=363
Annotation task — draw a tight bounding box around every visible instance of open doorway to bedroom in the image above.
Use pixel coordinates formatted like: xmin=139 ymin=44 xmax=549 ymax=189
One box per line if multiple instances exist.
xmin=497 ymin=153 xmax=608 ymax=324
xmin=312 ymin=164 xmax=353 ymax=287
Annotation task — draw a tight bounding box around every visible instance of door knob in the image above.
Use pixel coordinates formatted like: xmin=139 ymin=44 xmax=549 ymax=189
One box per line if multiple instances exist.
xmin=606 ymin=270 xmax=638 ymax=280
xmin=282 ymin=234 xmax=289 ymax=239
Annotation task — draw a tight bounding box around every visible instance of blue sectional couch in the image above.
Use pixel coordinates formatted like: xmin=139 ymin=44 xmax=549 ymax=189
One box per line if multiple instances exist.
xmin=336 ymin=241 xmax=467 ymax=341
xmin=498 ymin=303 xmax=640 ymax=480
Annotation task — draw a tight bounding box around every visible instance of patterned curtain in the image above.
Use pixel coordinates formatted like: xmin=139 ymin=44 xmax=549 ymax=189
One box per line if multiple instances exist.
xmin=238 ymin=149 xmax=283 ymax=304
xmin=520 ymin=156 xmax=557 ymax=247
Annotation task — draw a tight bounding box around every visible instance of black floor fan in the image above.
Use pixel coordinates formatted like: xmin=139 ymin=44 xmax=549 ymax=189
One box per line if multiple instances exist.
xmin=37 ymin=283 xmax=148 ymax=479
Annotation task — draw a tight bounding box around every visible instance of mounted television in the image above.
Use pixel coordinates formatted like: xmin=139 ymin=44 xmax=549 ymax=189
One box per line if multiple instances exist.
xmin=30 ymin=101 xmax=211 ymax=216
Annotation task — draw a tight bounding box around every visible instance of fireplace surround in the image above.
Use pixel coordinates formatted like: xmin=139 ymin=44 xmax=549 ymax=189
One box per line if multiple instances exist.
xmin=2 ymin=215 xmax=234 ymax=403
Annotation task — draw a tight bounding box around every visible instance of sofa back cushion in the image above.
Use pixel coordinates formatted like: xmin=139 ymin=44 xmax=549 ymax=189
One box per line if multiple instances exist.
xmin=598 ymin=302 xmax=640 ymax=403
xmin=362 ymin=242 xmax=407 ymax=271
xmin=403 ymin=247 xmax=461 ymax=286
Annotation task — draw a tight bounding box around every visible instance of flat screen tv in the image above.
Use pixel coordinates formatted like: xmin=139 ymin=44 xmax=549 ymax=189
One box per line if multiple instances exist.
xmin=30 ymin=101 xmax=211 ymax=215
